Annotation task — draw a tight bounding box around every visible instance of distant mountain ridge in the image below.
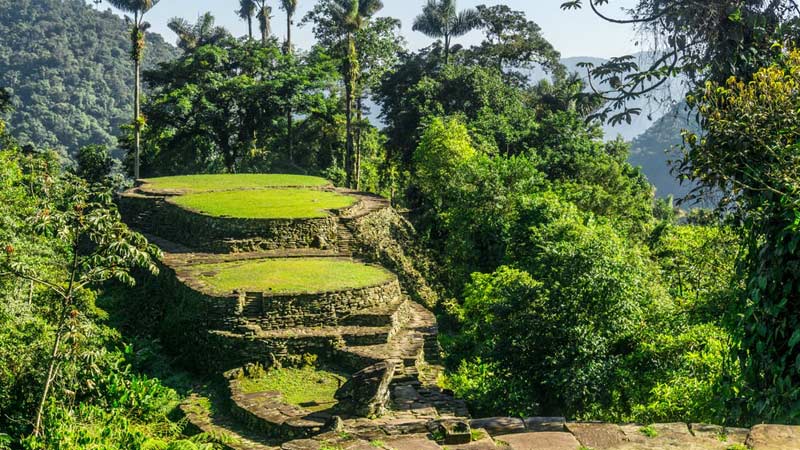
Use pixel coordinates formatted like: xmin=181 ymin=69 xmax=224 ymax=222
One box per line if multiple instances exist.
xmin=557 ymin=54 xmax=693 ymax=199
xmin=0 ymin=0 xmax=178 ymax=157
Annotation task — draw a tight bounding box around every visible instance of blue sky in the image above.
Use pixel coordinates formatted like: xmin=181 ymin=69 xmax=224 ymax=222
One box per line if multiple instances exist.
xmin=93 ymin=0 xmax=640 ymax=59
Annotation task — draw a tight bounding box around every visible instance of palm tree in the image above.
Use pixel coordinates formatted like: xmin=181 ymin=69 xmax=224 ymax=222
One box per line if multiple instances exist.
xmin=255 ymin=1 xmax=273 ymax=45
xmin=280 ymin=0 xmax=299 ymax=162
xmin=168 ymin=13 xmax=231 ymax=53
xmin=107 ymin=0 xmax=160 ymax=180
xmin=330 ymin=0 xmax=383 ymax=188
xmin=412 ymin=0 xmax=479 ymax=65
xmin=279 ymin=0 xmax=298 ymax=54
xmin=237 ymin=0 xmax=257 ymax=40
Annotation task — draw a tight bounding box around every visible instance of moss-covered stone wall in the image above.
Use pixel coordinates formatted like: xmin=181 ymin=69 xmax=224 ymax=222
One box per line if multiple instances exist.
xmin=349 ymin=207 xmax=441 ymax=308
xmin=119 ymin=193 xmax=339 ymax=253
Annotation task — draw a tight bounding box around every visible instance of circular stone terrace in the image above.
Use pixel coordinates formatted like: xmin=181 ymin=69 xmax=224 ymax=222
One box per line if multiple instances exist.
xmin=119 ymin=174 xmax=372 ymax=253
xmin=184 ymin=256 xmax=394 ymax=296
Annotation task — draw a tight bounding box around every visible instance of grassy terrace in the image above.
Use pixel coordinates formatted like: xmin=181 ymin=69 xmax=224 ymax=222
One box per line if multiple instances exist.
xmin=239 ymin=367 xmax=347 ymax=412
xmin=189 ymin=257 xmax=392 ymax=294
xmin=140 ymin=174 xmax=330 ymax=193
xmin=170 ymin=188 xmax=357 ymax=219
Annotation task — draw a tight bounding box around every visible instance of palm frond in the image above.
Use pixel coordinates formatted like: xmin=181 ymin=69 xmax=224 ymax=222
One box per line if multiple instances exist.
xmin=412 ymin=11 xmax=445 ymax=38
xmin=451 ymin=8 xmax=479 ymax=37
xmin=280 ymin=0 xmax=299 ymax=15
xmin=237 ymin=0 xmax=256 ymax=20
xmin=107 ymin=0 xmax=159 ymax=14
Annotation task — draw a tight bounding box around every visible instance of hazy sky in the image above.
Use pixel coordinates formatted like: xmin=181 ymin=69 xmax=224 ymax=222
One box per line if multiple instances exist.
xmin=93 ymin=0 xmax=640 ymax=59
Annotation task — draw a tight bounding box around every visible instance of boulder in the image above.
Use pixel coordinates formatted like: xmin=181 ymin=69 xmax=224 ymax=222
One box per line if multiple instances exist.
xmin=334 ymin=360 xmax=394 ymax=417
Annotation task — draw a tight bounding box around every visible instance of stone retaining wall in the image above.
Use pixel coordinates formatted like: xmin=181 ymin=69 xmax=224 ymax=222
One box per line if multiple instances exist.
xmin=225 ymin=369 xmax=330 ymax=441
xmin=240 ymin=279 xmax=403 ymax=331
xmin=119 ymin=192 xmax=340 ymax=253
xmin=134 ymin=251 xmax=404 ymax=373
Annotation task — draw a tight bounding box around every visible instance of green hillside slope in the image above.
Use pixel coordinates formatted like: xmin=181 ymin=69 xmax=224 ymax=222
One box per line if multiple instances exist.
xmin=0 ymin=0 xmax=178 ymax=157
xmin=629 ymin=102 xmax=701 ymax=199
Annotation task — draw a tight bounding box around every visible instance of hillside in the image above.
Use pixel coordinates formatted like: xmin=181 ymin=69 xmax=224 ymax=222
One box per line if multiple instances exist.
xmin=629 ymin=102 xmax=701 ymax=199
xmin=555 ymin=55 xmax=691 ymax=199
xmin=0 ymin=0 xmax=178 ymax=157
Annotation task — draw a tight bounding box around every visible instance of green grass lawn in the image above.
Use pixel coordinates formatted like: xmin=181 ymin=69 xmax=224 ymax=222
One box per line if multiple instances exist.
xmin=170 ymin=188 xmax=357 ymax=219
xmin=140 ymin=174 xmax=330 ymax=193
xmin=239 ymin=366 xmax=347 ymax=412
xmin=189 ymin=257 xmax=392 ymax=294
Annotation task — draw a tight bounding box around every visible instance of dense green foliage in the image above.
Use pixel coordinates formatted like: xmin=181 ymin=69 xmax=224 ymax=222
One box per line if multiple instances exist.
xmin=133 ymin=38 xmax=336 ymax=175
xmin=0 ymin=0 xmax=178 ymax=157
xmin=0 ymin=115 xmax=217 ymax=447
xmin=4 ymin=0 xmax=800 ymax=444
xmin=679 ymin=49 xmax=800 ymax=422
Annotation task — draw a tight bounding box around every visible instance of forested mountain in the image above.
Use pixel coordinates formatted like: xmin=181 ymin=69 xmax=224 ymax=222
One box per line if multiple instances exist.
xmin=0 ymin=0 xmax=178 ymax=157
xmin=629 ymin=102 xmax=701 ymax=199
xmin=554 ymin=55 xmax=691 ymax=198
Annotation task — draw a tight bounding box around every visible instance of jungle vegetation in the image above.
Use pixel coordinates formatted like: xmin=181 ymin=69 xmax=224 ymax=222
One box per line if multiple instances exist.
xmin=1 ymin=0 xmax=800 ymax=447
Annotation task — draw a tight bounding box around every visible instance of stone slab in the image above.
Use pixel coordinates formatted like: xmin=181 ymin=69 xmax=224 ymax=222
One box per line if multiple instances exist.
xmin=746 ymin=424 xmax=800 ymax=450
xmin=471 ymin=417 xmax=526 ymax=436
xmin=690 ymin=423 xmax=749 ymax=446
xmin=381 ymin=436 xmax=443 ymax=450
xmin=524 ymin=417 xmax=566 ymax=432
xmin=447 ymin=440 xmax=498 ymax=450
xmin=496 ymin=432 xmax=581 ymax=450
xmin=566 ymin=422 xmax=627 ymax=449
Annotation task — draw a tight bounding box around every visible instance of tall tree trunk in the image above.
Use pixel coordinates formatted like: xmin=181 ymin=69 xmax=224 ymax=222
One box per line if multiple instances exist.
xmin=32 ymin=314 xmax=66 ymax=437
xmin=33 ymin=242 xmax=78 ymax=437
xmin=444 ymin=33 xmax=450 ymax=65
xmin=285 ymin=13 xmax=292 ymax=54
xmin=134 ymin=54 xmax=141 ymax=180
xmin=261 ymin=13 xmax=267 ymax=46
xmin=133 ymin=11 xmax=143 ymax=180
xmin=248 ymin=17 xmax=253 ymax=40
xmin=355 ymin=95 xmax=363 ymax=191
xmin=285 ymin=14 xmax=293 ymax=163
xmin=344 ymin=35 xmax=358 ymax=189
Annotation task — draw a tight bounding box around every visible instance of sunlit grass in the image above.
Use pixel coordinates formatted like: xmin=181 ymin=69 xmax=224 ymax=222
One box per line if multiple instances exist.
xmin=239 ymin=366 xmax=348 ymax=412
xmin=170 ymin=188 xmax=356 ymax=219
xmin=189 ymin=257 xmax=392 ymax=294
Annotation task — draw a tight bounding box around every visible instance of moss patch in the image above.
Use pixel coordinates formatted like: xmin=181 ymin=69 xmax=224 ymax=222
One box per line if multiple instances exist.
xmin=189 ymin=257 xmax=393 ymax=294
xmin=141 ymin=174 xmax=330 ymax=193
xmin=239 ymin=367 xmax=347 ymax=412
xmin=170 ymin=188 xmax=356 ymax=219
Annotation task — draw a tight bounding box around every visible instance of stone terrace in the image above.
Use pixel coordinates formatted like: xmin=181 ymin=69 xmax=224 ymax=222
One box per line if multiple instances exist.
xmin=120 ymin=175 xmax=468 ymax=448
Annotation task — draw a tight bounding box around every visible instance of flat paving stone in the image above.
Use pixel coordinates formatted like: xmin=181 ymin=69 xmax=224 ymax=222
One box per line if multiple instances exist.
xmin=496 ymin=431 xmax=581 ymax=450
xmin=618 ymin=423 xmax=737 ymax=450
xmin=471 ymin=417 xmax=526 ymax=436
xmin=566 ymin=422 xmax=627 ymax=449
xmin=524 ymin=417 xmax=566 ymax=432
xmin=381 ymin=435 xmax=443 ymax=450
xmin=690 ymin=423 xmax=749 ymax=446
xmin=746 ymin=424 xmax=800 ymax=450
xmin=447 ymin=440 xmax=498 ymax=450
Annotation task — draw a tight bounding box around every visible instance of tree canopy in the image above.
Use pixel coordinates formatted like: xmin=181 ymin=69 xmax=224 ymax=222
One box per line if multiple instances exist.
xmin=0 ymin=0 xmax=178 ymax=157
